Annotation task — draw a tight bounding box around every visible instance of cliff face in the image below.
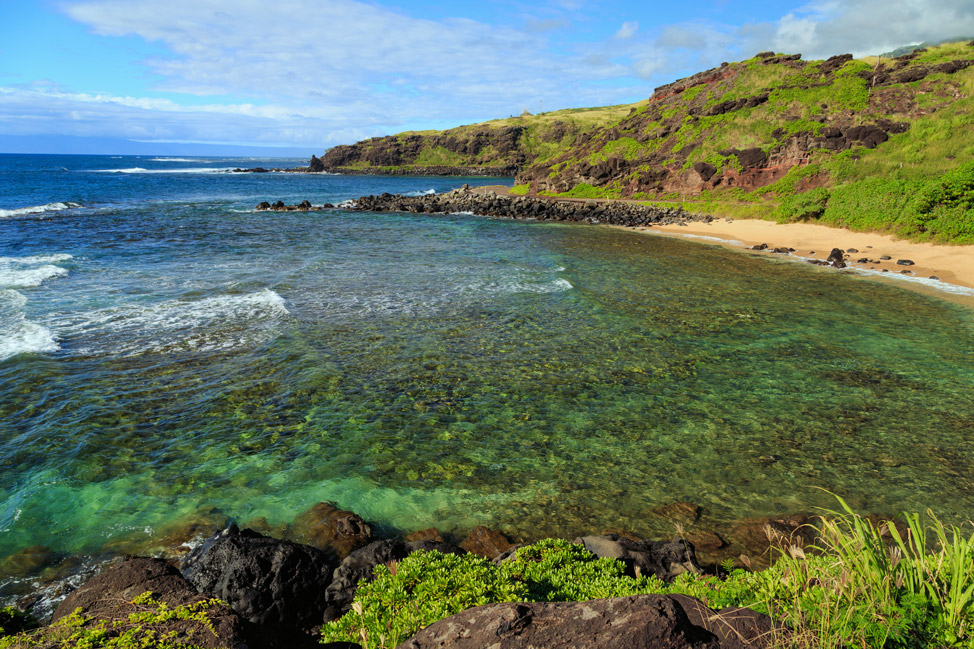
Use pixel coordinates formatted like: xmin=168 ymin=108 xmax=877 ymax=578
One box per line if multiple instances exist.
xmin=318 ymin=122 xmax=571 ymax=175
xmin=515 ymin=44 xmax=973 ymax=199
xmin=312 ymin=42 xmax=974 ymax=242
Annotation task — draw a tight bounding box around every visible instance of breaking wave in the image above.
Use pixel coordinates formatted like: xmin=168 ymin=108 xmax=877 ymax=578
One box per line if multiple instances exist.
xmin=0 ymin=202 xmax=81 ymax=218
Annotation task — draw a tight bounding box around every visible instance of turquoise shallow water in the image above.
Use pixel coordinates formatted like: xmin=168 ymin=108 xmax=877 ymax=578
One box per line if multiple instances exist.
xmin=1 ymin=155 xmax=973 ymax=588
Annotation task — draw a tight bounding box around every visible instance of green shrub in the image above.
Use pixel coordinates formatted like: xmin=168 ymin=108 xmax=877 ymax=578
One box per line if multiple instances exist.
xmin=776 ymin=187 xmax=830 ymax=222
xmin=500 ymin=538 xmax=665 ymax=601
xmin=320 ymin=551 xmax=528 ymax=648
xmin=509 ymin=183 xmax=530 ymax=196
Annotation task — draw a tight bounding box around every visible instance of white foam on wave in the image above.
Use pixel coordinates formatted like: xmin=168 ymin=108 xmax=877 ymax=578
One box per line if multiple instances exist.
xmin=0 ymin=265 xmax=69 ymax=289
xmin=61 ymin=288 xmax=290 ymax=356
xmin=150 ymin=157 xmax=200 ymax=162
xmin=0 ymin=253 xmax=73 ymax=265
xmin=0 ymin=202 xmax=81 ymax=218
xmin=404 ymin=189 xmax=437 ymax=197
xmin=98 ymin=167 xmax=237 ymax=174
xmin=0 ymin=289 xmax=59 ymax=361
xmin=94 ymin=167 xmax=234 ymax=174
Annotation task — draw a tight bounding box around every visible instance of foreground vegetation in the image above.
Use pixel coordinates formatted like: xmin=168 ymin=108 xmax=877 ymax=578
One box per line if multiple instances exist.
xmin=2 ymin=507 xmax=972 ymax=647
xmin=322 ymin=499 xmax=974 ymax=649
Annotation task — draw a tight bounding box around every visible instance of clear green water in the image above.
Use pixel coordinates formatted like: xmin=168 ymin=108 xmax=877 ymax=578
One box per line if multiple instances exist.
xmin=1 ymin=157 xmax=973 ymax=587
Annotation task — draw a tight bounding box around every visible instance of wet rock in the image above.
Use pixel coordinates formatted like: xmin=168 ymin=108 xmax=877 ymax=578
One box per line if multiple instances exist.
xmin=460 ymin=526 xmax=514 ymax=559
xmin=182 ymin=524 xmax=334 ymax=631
xmin=574 ymin=535 xmax=701 ymax=581
xmin=53 ymin=557 xmax=252 ymax=649
xmin=929 ymin=276 xmax=940 ymax=280
xmin=880 ymin=255 xmax=892 ymax=260
xmin=826 ymin=248 xmax=846 ymax=267
xmin=751 ymin=243 xmax=768 ymax=251
xmin=846 ymin=248 xmax=859 ymax=253
xmin=399 ymin=594 xmax=776 ymax=649
xmin=290 ymin=502 xmax=373 ymax=559
xmin=896 ymin=259 xmax=915 ymax=266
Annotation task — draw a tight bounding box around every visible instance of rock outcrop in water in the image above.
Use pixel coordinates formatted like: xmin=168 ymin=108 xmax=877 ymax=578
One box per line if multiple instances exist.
xmin=257 ymin=186 xmax=710 ymax=227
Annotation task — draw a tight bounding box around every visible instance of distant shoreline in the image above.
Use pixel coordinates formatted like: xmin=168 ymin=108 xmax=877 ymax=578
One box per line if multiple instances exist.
xmin=468 ymin=184 xmax=974 ymax=304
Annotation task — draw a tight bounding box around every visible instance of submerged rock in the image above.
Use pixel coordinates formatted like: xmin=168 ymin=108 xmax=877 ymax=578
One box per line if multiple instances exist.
xmin=290 ymin=502 xmax=374 ymax=560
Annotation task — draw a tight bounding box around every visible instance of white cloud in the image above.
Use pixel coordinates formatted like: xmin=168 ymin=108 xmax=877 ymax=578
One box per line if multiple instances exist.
xmin=5 ymin=0 xmax=968 ymax=150
xmin=615 ymin=21 xmax=639 ymax=39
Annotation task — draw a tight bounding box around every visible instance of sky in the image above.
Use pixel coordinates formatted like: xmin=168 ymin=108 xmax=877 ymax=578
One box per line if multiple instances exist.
xmin=0 ymin=0 xmax=971 ymax=155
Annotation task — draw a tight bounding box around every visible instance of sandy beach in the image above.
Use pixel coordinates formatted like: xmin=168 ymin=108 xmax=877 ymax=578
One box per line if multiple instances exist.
xmin=638 ymin=219 xmax=974 ymax=303
xmin=471 ymin=185 xmax=974 ymax=304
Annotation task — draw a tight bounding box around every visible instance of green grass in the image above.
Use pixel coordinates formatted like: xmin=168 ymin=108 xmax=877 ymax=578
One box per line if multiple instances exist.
xmin=320 ymin=500 xmax=974 ymax=649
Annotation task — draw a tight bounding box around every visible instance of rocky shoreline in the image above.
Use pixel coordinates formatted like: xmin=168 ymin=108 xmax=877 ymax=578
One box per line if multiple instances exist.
xmin=1 ymin=498 xmax=804 ymax=648
xmin=256 ymin=185 xmax=710 ymax=228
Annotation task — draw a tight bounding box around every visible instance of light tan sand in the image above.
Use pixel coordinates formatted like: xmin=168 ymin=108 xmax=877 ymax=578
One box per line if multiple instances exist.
xmin=639 ymin=219 xmax=974 ymax=304
xmin=466 ymin=184 xmax=974 ymax=303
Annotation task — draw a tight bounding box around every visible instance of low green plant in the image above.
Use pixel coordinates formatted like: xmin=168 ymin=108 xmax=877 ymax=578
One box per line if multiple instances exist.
xmin=0 ymin=593 xmax=224 ymax=649
xmin=509 ymin=183 xmax=530 ymax=196
xmin=320 ymin=551 xmax=529 ymax=648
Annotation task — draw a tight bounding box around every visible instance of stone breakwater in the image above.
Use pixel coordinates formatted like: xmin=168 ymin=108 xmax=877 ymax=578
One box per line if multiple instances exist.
xmin=257 ymin=186 xmax=712 ymax=228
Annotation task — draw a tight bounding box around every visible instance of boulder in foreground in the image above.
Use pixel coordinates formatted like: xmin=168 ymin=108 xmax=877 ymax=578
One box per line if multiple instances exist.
xmin=398 ymin=594 xmax=775 ymax=649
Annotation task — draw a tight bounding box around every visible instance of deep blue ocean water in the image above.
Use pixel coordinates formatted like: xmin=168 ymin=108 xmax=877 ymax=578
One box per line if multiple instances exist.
xmin=1 ymin=154 xmax=973 ymax=599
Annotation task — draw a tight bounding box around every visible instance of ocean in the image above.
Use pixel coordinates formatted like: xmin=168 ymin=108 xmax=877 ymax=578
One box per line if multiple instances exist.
xmin=1 ymin=154 xmax=973 ymax=602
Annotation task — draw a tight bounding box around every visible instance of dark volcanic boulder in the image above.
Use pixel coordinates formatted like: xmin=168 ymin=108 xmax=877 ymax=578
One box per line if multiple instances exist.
xmin=323 ymin=540 xmax=411 ymax=622
xmin=574 ymin=534 xmax=701 ymax=581
xmin=398 ymin=594 xmax=775 ymax=649
xmin=182 ymin=524 xmax=334 ymax=630
xmin=308 ymin=154 xmax=325 ymax=173
xmin=53 ymin=557 xmax=251 ymax=649
xmin=692 ymin=162 xmax=718 ymax=181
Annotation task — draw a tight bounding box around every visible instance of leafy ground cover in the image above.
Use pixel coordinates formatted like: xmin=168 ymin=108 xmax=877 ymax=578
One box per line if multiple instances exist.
xmin=322 ymin=499 xmax=974 ymax=649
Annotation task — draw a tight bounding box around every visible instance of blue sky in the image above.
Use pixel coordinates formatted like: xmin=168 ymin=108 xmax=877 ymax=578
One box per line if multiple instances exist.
xmin=0 ymin=0 xmax=971 ymax=154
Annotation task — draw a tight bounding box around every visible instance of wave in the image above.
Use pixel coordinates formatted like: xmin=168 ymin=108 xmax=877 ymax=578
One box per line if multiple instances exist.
xmin=0 ymin=318 xmax=59 ymax=361
xmin=60 ymin=288 xmax=290 ymax=356
xmin=0 ymin=265 xmax=69 ymax=289
xmin=93 ymin=167 xmax=234 ymax=174
xmin=404 ymin=189 xmax=437 ymax=197
xmin=0 ymin=254 xmax=73 ymax=265
xmin=150 ymin=157 xmax=201 ymax=162
xmin=0 ymin=202 xmax=81 ymax=218
xmin=0 ymin=289 xmax=59 ymax=361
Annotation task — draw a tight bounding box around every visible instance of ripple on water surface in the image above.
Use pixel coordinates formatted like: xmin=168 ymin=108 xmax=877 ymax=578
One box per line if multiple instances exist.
xmin=1 ymin=205 xmax=973 ymax=595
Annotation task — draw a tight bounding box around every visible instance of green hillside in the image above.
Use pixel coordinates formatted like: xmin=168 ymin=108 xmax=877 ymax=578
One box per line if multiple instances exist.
xmin=319 ymin=41 xmax=974 ymax=243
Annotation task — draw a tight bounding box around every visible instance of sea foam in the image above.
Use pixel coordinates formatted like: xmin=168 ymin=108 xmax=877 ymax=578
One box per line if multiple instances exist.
xmin=94 ymin=167 xmax=233 ymax=174
xmin=62 ymin=288 xmax=290 ymax=356
xmin=0 ymin=289 xmax=59 ymax=361
xmin=0 ymin=202 xmax=81 ymax=218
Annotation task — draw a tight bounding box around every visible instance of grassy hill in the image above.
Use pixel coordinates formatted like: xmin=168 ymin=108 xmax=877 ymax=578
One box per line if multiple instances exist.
xmin=319 ymin=41 xmax=974 ymax=243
